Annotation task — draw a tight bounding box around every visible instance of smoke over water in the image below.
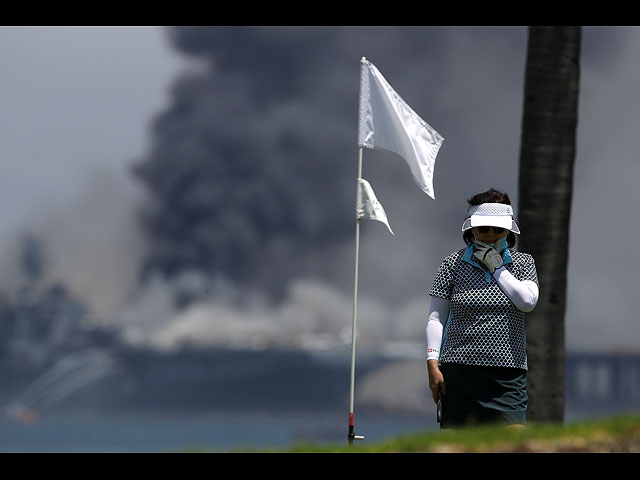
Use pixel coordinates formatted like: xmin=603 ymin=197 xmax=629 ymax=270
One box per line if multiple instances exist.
xmin=116 ymin=26 xmax=531 ymax=352
xmin=1 ymin=26 xmax=637 ymax=380
xmin=2 ymin=27 xmax=535 ymax=355
xmin=118 ymin=26 xmax=530 ymax=352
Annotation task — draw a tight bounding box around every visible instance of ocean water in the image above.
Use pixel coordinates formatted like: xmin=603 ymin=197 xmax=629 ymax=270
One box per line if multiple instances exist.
xmin=0 ymin=410 xmax=438 ymax=453
xmin=3 ymin=407 xmax=638 ymax=453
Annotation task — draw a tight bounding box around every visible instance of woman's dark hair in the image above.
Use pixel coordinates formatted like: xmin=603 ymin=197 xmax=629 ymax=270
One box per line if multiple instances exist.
xmin=462 ymin=188 xmax=517 ymax=248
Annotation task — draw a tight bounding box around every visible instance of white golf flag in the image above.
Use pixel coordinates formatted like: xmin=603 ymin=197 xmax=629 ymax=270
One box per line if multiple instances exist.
xmin=356 ymin=178 xmax=394 ymax=235
xmin=358 ymin=58 xmax=444 ymax=199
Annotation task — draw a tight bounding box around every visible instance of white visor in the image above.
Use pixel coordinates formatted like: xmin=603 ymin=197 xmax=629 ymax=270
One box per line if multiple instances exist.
xmin=461 ymin=203 xmax=520 ymax=234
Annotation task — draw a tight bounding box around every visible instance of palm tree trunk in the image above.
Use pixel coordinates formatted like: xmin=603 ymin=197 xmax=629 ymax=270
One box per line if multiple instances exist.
xmin=517 ymin=26 xmax=581 ymax=423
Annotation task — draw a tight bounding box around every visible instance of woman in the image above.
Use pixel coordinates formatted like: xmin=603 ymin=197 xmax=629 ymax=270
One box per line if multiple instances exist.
xmin=426 ymin=188 xmax=539 ymax=428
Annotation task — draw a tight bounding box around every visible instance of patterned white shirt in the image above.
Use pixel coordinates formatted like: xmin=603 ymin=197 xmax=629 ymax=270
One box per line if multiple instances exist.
xmin=429 ymin=245 xmax=539 ymax=370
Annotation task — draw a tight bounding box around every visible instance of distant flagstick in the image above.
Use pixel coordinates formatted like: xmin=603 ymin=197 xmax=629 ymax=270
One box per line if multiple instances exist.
xmin=348 ymin=145 xmax=365 ymax=445
xmin=348 ymin=151 xmax=393 ymax=446
xmin=348 ymin=57 xmax=444 ymax=445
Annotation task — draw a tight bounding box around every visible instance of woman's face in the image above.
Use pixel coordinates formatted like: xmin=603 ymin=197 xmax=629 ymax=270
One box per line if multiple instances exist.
xmin=472 ymin=226 xmax=509 ymax=246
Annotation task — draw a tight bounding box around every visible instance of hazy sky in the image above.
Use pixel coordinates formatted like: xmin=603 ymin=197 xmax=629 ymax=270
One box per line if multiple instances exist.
xmin=0 ymin=26 xmax=639 ymax=354
xmin=0 ymin=27 xmax=184 ymax=234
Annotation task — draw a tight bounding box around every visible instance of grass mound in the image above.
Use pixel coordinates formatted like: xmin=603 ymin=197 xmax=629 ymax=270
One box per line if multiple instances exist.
xmin=278 ymin=414 xmax=640 ymax=453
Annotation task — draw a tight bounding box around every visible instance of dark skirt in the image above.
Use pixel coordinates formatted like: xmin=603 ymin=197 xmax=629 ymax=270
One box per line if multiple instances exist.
xmin=439 ymin=362 xmax=528 ymax=428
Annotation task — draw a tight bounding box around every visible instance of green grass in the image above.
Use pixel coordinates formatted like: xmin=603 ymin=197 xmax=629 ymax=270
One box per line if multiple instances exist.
xmin=262 ymin=413 xmax=640 ymax=453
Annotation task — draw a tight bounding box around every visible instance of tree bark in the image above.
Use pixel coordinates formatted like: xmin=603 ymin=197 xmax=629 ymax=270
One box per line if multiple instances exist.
xmin=517 ymin=26 xmax=581 ymax=423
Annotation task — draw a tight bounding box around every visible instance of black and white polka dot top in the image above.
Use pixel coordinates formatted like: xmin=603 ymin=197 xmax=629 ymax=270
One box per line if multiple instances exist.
xmin=429 ymin=245 xmax=539 ymax=370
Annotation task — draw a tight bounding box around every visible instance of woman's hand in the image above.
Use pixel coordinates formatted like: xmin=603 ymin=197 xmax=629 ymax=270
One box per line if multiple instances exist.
xmin=473 ymin=240 xmax=504 ymax=273
xmin=427 ymin=359 xmax=446 ymax=404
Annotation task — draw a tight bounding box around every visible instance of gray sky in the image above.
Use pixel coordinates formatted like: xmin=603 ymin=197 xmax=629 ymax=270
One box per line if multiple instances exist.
xmin=0 ymin=26 xmax=638 ymax=354
xmin=0 ymin=27 xmax=185 ymax=230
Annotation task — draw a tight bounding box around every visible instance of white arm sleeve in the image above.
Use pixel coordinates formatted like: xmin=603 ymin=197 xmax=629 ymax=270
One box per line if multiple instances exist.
xmin=492 ymin=266 xmax=539 ymax=312
xmin=426 ymin=296 xmax=450 ymax=361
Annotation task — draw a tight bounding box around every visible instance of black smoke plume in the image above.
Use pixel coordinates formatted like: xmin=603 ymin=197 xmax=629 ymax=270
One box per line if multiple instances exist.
xmin=132 ymin=26 xmax=527 ymax=303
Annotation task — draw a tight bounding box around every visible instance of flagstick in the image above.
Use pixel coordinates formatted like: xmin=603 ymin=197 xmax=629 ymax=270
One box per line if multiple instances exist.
xmin=348 ymin=146 xmax=365 ymax=446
